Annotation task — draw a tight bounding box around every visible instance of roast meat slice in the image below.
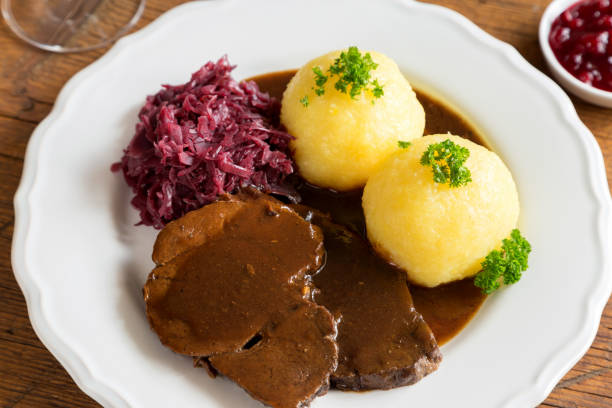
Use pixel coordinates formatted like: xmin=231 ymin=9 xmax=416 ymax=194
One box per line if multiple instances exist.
xmin=144 ymin=191 xmax=337 ymax=407
xmin=208 ymin=304 xmax=338 ymax=408
xmin=293 ymin=206 xmax=442 ymax=390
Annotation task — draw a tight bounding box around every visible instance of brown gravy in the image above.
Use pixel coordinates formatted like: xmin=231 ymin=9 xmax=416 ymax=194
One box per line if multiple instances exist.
xmin=250 ymin=70 xmax=486 ymax=345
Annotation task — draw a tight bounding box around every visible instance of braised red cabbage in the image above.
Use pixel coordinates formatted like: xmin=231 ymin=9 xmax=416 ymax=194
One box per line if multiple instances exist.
xmin=112 ymin=56 xmax=295 ymax=229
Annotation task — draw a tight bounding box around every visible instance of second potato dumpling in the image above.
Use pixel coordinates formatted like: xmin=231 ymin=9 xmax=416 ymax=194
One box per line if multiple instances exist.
xmin=281 ymin=49 xmax=425 ymax=191
xmin=363 ymin=134 xmax=520 ymax=287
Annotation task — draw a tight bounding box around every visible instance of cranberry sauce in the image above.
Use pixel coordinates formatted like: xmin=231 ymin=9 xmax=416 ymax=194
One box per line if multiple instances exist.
xmin=549 ymin=0 xmax=612 ymax=92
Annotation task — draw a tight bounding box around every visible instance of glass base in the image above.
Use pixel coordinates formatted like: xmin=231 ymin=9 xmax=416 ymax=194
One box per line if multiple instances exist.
xmin=1 ymin=0 xmax=146 ymax=53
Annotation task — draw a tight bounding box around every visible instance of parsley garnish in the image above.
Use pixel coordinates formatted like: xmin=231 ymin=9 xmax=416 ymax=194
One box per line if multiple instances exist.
xmin=398 ymin=140 xmax=411 ymax=148
xmin=371 ymin=79 xmax=384 ymax=98
xmin=300 ymin=95 xmax=309 ymax=107
xmin=302 ymin=46 xmax=385 ymax=104
xmin=312 ymin=67 xmax=328 ymax=96
xmin=474 ymin=229 xmax=532 ymax=294
xmin=420 ymin=139 xmax=472 ymax=187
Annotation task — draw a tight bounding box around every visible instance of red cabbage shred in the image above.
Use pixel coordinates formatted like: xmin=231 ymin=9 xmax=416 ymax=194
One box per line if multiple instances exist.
xmin=112 ymin=56 xmax=295 ymax=229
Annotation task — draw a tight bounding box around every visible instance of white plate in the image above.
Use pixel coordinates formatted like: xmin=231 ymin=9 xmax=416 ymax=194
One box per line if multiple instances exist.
xmin=12 ymin=0 xmax=612 ymax=407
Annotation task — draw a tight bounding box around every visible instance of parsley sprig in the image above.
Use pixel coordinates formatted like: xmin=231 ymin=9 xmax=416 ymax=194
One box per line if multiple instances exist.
xmin=303 ymin=46 xmax=384 ymax=106
xmin=313 ymin=67 xmax=328 ymax=96
xmin=474 ymin=229 xmax=532 ymax=294
xmin=420 ymin=139 xmax=472 ymax=187
xmin=398 ymin=140 xmax=412 ymax=148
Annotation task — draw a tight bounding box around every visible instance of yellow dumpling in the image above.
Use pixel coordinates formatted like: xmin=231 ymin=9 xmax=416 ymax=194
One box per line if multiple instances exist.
xmin=281 ymin=49 xmax=425 ymax=191
xmin=362 ymin=134 xmax=519 ymax=287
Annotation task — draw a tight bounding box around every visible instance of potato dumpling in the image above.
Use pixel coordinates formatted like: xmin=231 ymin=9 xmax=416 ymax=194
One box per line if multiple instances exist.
xmin=363 ymin=134 xmax=519 ymax=287
xmin=281 ymin=49 xmax=425 ymax=191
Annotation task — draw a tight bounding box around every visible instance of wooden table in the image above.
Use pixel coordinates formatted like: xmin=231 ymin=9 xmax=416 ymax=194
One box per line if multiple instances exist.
xmin=0 ymin=0 xmax=610 ymax=406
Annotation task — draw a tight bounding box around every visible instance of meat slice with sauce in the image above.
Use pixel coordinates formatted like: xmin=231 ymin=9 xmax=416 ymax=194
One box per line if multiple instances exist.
xmin=292 ymin=206 xmax=442 ymax=391
xmin=144 ymin=191 xmax=338 ymax=408
xmin=207 ymin=303 xmax=338 ymax=408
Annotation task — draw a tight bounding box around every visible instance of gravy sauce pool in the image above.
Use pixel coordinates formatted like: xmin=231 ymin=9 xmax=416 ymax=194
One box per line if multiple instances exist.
xmin=250 ymin=70 xmax=486 ymax=345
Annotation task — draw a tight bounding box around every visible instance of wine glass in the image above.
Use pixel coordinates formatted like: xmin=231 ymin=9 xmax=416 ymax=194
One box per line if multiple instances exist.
xmin=1 ymin=0 xmax=146 ymax=53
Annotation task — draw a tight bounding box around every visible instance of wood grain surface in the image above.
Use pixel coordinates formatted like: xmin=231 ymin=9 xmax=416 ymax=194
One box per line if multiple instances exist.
xmin=0 ymin=0 xmax=610 ymax=407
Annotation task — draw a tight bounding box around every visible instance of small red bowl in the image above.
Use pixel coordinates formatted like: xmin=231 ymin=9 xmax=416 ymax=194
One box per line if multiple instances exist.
xmin=540 ymin=0 xmax=612 ymax=107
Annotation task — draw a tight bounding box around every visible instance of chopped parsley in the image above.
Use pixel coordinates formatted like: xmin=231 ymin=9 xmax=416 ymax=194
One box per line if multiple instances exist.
xmin=420 ymin=139 xmax=472 ymax=187
xmin=474 ymin=229 xmax=532 ymax=294
xmin=398 ymin=140 xmax=412 ymax=148
xmin=302 ymin=46 xmax=385 ymax=104
xmin=300 ymin=95 xmax=309 ymax=107
xmin=371 ymin=79 xmax=384 ymax=98
xmin=312 ymin=66 xmax=328 ymax=96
